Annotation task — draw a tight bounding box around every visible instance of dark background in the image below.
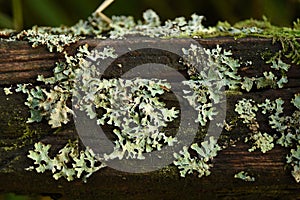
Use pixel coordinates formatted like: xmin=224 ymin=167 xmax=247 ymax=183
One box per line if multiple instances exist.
xmin=0 ymin=0 xmax=300 ymax=31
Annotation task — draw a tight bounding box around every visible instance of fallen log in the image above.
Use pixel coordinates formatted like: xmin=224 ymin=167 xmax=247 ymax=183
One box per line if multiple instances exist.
xmin=0 ymin=36 xmax=299 ymax=200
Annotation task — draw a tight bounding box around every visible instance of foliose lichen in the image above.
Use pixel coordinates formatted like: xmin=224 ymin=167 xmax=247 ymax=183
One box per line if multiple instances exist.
xmin=173 ymin=136 xmax=221 ymax=178
xmin=234 ymin=94 xmax=300 ymax=181
xmin=234 ymin=171 xmax=255 ymax=182
xmin=75 ymin=75 xmax=179 ymax=160
xmin=1 ymin=9 xmax=300 ymax=183
xmin=16 ymin=26 xmax=82 ymax=52
xmin=245 ymin=132 xmax=274 ymax=153
xmin=26 ymin=141 xmax=106 ymax=182
xmin=287 ymin=145 xmax=300 ymax=183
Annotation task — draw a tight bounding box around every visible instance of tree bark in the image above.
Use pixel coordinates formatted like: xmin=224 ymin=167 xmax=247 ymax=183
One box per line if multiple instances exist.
xmin=0 ymin=37 xmax=299 ymax=200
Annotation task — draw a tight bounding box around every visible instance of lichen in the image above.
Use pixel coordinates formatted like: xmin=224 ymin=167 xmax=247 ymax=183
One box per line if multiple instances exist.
xmin=3 ymin=86 xmax=13 ymax=95
xmin=173 ymin=136 xmax=221 ymax=178
xmin=234 ymin=95 xmax=300 ymax=181
xmin=235 ymin=99 xmax=258 ymax=124
xmin=76 ymin=77 xmax=179 ymax=160
xmin=234 ymin=98 xmax=275 ymax=154
xmin=14 ymin=45 xmax=91 ymax=128
xmin=1 ymin=9 xmax=300 ymax=183
xmin=245 ymin=132 xmax=274 ymax=153
xmin=287 ymin=145 xmax=300 ymax=183
xmin=258 ymin=97 xmax=299 ymax=149
xmin=16 ymin=26 xmax=82 ymax=52
xmin=15 ymin=44 xmax=179 ymax=162
xmin=234 ymin=171 xmax=255 ymax=182
xmin=26 ymin=141 xmax=106 ymax=183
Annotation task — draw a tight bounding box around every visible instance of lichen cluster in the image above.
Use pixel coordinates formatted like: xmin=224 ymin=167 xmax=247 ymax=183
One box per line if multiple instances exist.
xmin=235 ymin=94 xmax=300 ymax=182
xmin=2 ymin=9 xmax=208 ymax=52
xmin=74 ymin=59 xmax=179 ymax=159
xmin=17 ymin=42 xmax=224 ymax=181
xmin=1 ymin=9 xmax=300 ymax=183
xmin=234 ymin=171 xmax=255 ymax=182
xmin=26 ymin=141 xmax=105 ymax=182
xmin=173 ymin=136 xmax=221 ymax=178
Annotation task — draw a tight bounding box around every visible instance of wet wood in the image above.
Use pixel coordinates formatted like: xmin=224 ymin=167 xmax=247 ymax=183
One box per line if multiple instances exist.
xmin=0 ymin=37 xmax=299 ymax=199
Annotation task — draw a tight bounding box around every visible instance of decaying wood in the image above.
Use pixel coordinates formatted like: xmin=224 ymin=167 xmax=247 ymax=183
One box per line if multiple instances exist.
xmin=0 ymin=37 xmax=299 ymax=200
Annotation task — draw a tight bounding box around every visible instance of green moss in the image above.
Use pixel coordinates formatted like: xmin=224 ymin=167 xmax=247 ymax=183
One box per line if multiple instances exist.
xmin=4 ymin=120 xmax=38 ymax=152
xmin=155 ymin=166 xmax=179 ymax=179
xmin=193 ymin=17 xmax=300 ymax=66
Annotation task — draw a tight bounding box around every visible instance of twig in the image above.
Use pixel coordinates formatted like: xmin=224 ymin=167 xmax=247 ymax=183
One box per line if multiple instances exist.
xmin=94 ymin=0 xmax=114 ymax=24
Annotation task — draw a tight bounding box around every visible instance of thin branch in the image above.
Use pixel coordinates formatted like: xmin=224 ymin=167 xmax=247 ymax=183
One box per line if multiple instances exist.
xmin=94 ymin=0 xmax=114 ymax=24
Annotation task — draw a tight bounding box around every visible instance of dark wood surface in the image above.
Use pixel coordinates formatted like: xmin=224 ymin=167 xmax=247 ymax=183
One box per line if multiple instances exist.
xmin=0 ymin=37 xmax=299 ymax=200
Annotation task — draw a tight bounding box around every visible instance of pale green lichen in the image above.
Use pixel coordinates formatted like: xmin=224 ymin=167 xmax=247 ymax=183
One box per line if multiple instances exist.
xmin=16 ymin=26 xmax=82 ymax=52
xmin=235 ymin=98 xmax=258 ymax=124
xmin=4 ymin=9 xmax=208 ymax=52
xmin=107 ymin=9 xmax=207 ymax=39
xmin=258 ymin=97 xmax=299 ymax=148
xmin=234 ymin=171 xmax=255 ymax=182
xmin=15 ymin=83 xmax=73 ymax=128
xmin=19 ymin=43 xmax=179 ymax=168
xmin=16 ymin=43 xmax=299 ymax=182
xmin=181 ymin=44 xmax=242 ymax=128
xmin=1 ymin=9 xmax=300 ymax=183
xmin=284 ymin=94 xmax=300 ymax=182
xmin=287 ymin=145 xmax=300 ymax=183
xmin=235 ymin=99 xmax=275 ymax=153
xmin=234 ymin=95 xmax=300 ymax=181
xmin=26 ymin=141 xmax=106 ymax=182
xmin=75 ymin=77 xmax=179 ymax=160
xmin=182 ymin=44 xmax=241 ymax=90
xmin=241 ymin=77 xmax=255 ymax=92
xmin=292 ymin=93 xmax=300 ymax=110
xmin=245 ymin=132 xmax=274 ymax=153
xmin=173 ymin=136 xmax=221 ymax=178
xmin=14 ymin=45 xmax=92 ymax=128
xmin=3 ymin=86 xmax=13 ymax=95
